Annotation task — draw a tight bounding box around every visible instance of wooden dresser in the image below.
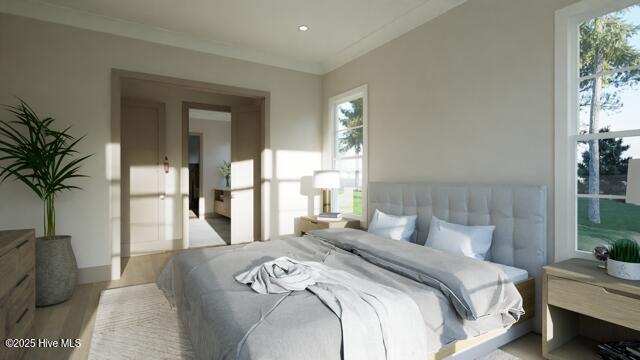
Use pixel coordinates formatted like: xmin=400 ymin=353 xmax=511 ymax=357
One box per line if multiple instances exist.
xmin=214 ymin=188 xmax=231 ymax=218
xmin=0 ymin=229 xmax=36 ymax=360
xmin=542 ymin=258 xmax=640 ymax=359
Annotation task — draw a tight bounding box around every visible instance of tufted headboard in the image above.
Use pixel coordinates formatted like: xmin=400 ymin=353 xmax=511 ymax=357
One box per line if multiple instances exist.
xmin=368 ymin=182 xmax=547 ymax=329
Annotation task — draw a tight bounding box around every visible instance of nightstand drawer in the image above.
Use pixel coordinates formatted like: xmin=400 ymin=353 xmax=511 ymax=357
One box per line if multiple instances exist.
xmin=301 ymin=218 xmax=327 ymax=232
xmin=547 ymin=275 xmax=640 ymax=331
xmin=298 ymin=216 xmax=360 ymax=236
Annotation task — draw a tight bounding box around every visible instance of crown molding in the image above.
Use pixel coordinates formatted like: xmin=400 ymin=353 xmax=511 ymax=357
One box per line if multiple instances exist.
xmin=1 ymin=0 xmax=465 ymax=76
xmin=0 ymin=0 xmax=325 ymax=75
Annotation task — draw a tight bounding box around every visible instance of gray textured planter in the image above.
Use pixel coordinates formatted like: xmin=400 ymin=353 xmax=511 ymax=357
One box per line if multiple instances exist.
xmin=36 ymin=236 xmax=78 ymax=306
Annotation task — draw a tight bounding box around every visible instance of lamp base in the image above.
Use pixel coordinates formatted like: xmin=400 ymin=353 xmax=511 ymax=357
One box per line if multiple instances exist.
xmin=322 ymin=189 xmax=332 ymax=213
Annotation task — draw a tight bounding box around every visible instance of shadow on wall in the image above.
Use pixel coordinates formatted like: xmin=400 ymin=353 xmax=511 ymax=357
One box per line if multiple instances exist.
xmin=273 ymin=150 xmax=321 ymax=236
xmin=107 ymin=147 xmax=321 ymax=273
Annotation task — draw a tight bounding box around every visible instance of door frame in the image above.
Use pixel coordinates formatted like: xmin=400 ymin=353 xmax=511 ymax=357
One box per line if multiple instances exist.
xmin=110 ymin=69 xmax=270 ymax=281
xmin=182 ymin=101 xmax=269 ymax=247
xmin=183 ymin=103 xmax=231 ymax=249
xmin=188 ymin=131 xmax=204 ymax=219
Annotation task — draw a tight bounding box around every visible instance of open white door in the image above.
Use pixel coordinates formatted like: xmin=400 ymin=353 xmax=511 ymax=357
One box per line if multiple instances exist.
xmin=230 ymin=104 xmax=261 ymax=244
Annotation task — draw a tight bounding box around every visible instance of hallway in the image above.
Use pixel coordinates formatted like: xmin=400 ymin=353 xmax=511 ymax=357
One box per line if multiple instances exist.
xmin=189 ymin=216 xmax=230 ymax=248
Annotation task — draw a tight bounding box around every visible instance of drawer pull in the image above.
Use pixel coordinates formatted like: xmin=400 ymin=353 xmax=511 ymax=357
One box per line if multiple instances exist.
xmin=15 ymin=308 xmax=28 ymax=324
xmin=15 ymin=273 xmax=28 ymax=288
xmin=602 ymin=287 xmax=640 ymax=300
xmin=15 ymin=239 xmax=29 ymax=249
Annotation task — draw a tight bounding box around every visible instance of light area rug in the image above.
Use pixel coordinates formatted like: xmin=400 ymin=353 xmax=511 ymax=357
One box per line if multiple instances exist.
xmin=89 ymin=283 xmax=194 ymax=360
xmin=90 ymin=283 xmax=520 ymax=360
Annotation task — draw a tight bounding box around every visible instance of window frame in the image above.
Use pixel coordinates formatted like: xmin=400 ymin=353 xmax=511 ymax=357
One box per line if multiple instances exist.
xmin=555 ymin=0 xmax=640 ymax=261
xmin=327 ymin=85 xmax=368 ymax=222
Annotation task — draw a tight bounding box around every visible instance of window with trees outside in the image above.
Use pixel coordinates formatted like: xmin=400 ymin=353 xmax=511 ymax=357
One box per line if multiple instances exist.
xmin=330 ymin=86 xmax=367 ymax=219
xmin=575 ymin=4 xmax=640 ymax=253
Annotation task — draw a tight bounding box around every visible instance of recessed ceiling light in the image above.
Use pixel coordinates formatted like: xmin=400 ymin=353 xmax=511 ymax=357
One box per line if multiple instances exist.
xmin=298 ymin=25 xmax=309 ymax=32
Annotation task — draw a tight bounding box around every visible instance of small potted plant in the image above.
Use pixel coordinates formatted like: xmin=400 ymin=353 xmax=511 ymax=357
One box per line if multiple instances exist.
xmin=0 ymin=100 xmax=91 ymax=306
xmin=218 ymin=160 xmax=231 ymax=188
xmin=606 ymin=239 xmax=640 ymax=281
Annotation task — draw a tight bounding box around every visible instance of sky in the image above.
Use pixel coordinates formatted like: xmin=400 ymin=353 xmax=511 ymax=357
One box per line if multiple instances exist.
xmin=578 ymin=4 xmax=640 ymax=159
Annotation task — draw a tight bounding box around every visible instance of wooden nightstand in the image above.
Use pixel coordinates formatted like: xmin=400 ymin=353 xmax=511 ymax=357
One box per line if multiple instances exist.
xmin=542 ymin=258 xmax=640 ymax=359
xmin=298 ymin=216 xmax=360 ymax=236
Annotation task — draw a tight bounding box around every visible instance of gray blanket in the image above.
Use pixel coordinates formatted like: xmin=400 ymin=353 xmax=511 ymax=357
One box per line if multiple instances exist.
xmin=309 ymin=229 xmax=524 ymax=322
xmin=235 ymin=256 xmax=429 ymax=360
xmin=157 ymin=229 xmax=523 ymax=360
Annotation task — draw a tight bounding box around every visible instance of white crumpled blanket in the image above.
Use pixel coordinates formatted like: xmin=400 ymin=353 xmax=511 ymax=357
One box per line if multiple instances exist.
xmin=235 ymin=256 xmax=429 ymax=360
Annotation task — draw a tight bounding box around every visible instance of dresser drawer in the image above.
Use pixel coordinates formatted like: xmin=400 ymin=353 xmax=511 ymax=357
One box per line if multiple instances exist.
xmin=547 ymin=275 xmax=640 ymax=331
xmin=9 ymin=304 xmax=34 ymax=339
xmin=0 ymin=300 xmax=7 ymax=344
xmin=15 ymin=236 xmax=35 ymax=275
xmin=8 ymin=270 xmax=35 ymax=323
xmin=214 ymin=200 xmax=230 ymax=217
xmin=7 ymin=270 xmax=35 ymax=342
xmin=0 ymin=248 xmax=18 ymax=300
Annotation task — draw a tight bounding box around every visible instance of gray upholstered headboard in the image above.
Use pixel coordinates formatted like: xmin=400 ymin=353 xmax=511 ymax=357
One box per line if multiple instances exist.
xmin=368 ymin=182 xmax=547 ymax=275
xmin=368 ymin=182 xmax=547 ymax=330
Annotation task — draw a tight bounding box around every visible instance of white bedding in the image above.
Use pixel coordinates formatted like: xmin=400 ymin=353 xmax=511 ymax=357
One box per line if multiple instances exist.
xmin=487 ymin=262 xmax=529 ymax=283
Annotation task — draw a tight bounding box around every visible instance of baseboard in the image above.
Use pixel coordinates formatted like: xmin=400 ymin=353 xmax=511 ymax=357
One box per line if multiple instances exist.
xmin=78 ymin=264 xmax=111 ymax=284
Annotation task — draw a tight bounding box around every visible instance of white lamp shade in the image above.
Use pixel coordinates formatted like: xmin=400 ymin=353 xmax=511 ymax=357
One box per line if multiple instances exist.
xmin=313 ymin=170 xmax=340 ymax=189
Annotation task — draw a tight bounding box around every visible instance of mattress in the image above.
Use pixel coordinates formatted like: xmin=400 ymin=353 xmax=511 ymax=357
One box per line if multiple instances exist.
xmin=487 ymin=262 xmax=529 ymax=283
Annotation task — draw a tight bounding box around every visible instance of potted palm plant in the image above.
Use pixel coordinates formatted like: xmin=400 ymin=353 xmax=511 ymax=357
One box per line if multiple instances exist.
xmin=0 ymin=100 xmax=91 ymax=306
xmin=606 ymin=239 xmax=640 ymax=281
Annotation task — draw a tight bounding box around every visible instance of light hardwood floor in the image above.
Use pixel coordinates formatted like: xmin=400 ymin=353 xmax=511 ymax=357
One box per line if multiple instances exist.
xmin=24 ymin=251 xmax=178 ymax=360
xmin=25 ymin=250 xmax=543 ymax=360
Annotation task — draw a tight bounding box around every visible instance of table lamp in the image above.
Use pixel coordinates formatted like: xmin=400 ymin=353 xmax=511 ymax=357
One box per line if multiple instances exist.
xmin=313 ymin=170 xmax=340 ymax=213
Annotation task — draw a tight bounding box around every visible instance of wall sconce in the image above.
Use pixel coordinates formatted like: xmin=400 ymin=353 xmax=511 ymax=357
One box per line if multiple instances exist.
xmin=163 ymin=156 xmax=169 ymax=174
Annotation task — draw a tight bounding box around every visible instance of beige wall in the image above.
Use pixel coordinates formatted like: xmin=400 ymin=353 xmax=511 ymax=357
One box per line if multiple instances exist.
xmin=322 ymin=0 xmax=577 ymax=260
xmin=0 ymin=14 xmax=322 ymax=270
xmin=189 ymin=118 xmax=232 ymax=217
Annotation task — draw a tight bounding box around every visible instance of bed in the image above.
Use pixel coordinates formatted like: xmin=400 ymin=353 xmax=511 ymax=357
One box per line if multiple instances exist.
xmin=158 ymin=182 xmax=547 ymax=360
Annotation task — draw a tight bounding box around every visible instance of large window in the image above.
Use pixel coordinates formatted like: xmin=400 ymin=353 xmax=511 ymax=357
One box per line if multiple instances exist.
xmin=329 ymin=85 xmax=367 ymax=220
xmin=556 ymin=1 xmax=640 ymax=260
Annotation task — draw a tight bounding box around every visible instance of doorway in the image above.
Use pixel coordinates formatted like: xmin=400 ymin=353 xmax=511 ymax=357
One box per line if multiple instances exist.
xmin=187 ymin=107 xmax=233 ymax=247
xmin=184 ymin=101 xmax=263 ymax=246
xmin=111 ymin=69 xmax=270 ymax=280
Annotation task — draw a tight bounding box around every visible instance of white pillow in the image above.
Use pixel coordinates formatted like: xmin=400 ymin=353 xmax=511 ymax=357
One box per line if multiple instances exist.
xmin=367 ymin=209 xmax=417 ymax=241
xmin=425 ymin=216 xmax=495 ymax=260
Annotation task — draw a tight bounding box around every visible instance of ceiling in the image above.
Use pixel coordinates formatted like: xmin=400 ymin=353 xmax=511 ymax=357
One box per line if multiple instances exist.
xmin=0 ymin=0 xmax=465 ymax=74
